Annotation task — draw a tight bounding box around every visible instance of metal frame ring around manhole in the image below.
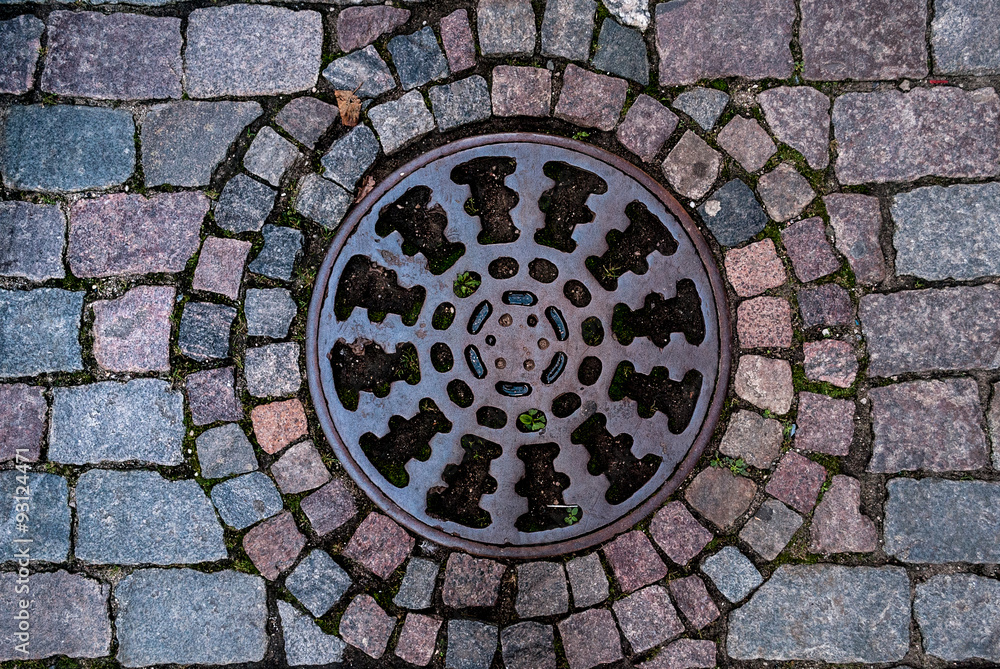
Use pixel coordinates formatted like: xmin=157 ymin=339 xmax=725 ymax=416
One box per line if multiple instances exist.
xmin=306 ymin=133 xmax=731 ymax=558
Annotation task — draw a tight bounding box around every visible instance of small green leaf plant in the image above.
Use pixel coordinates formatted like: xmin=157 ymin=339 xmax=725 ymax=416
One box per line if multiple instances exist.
xmin=518 ymin=409 xmax=547 ymax=432
xmin=710 ymin=455 xmax=750 ymax=476
xmin=453 ymin=271 xmax=481 ymax=298
xmin=564 ymin=506 xmax=581 ymax=525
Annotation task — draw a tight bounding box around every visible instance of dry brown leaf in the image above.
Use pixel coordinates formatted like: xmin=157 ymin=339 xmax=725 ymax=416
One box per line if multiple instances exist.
xmin=335 ymin=89 xmax=362 ymax=127
xmin=354 ymin=175 xmax=376 ymax=203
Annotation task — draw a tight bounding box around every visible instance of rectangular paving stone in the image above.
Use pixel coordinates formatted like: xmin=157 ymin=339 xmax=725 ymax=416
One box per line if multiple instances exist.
xmin=516 ymin=562 xmax=569 ymax=618
xmin=344 ymin=512 xmax=414 ymax=579
xmin=49 ymin=379 xmax=184 ymax=465
xmin=1 ymin=104 xmax=135 ymax=192
xmin=211 ymin=471 xmax=283 ymax=529
xmin=246 ymin=288 xmax=296 ymax=339
xmin=757 ymin=86 xmax=831 ymax=170
xmin=394 ymin=557 xmax=439 ymax=610
xmin=602 ymin=530 xmax=668 ymax=593
xmin=251 ymin=398 xmax=307 ymax=454
xmin=0 ymin=201 xmax=65 ymax=282
xmin=0 ymin=471 xmax=70 ymax=563
xmin=193 ymin=236 xmax=251 ymax=301
xmin=396 ymin=613 xmax=442 ymax=666
xmin=701 ymin=546 xmax=762 ymax=603
xmin=0 ymin=570 xmax=110 ymax=661
xmin=216 ymin=174 xmax=275 ymax=234
xmin=441 ymin=9 xmax=476 ymax=73
xmin=798 ymin=284 xmax=854 ymax=328
xmin=244 ymin=126 xmax=299 ymax=187
xmin=195 ymin=423 xmax=257 ymax=479
xmin=860 ymin=285 xmax=1000 ymax=376
xmin=0 ymin=15 xmax=43 ymax=95
xmin=592 ymin=18 xmax=649 ymax=85
xmin=447 ymin=619 xmax=497 ymax=669
xmin=795 ymin=392 xmax=854 ymax=456
xmin=92 ymin=285 xmax=174 ymax=373
xmin=443 ymin=553 xmax=506 ymax=608
xmin=301 ymin=478 xmax=358 ymax=535
xmin=278 ymin=599 xmax=347 ymax=666
xmin=932 ymin=0 xmax=1000 ymax=74
xmin=869 ymin=378 xmax=988 ymax=473
xmin=612 ymin=585 xmax=683 ymax=653
xmin=738 ymin=498 xmax=803 ymax=561
xmin=823 ymin=193 xmax=886 ymax=285
xmin=541 ymin=0 xmax=596 ymax=62
xmin=243 ymin=511 xmax=306 ymax=580
xmin=655 ymin=0 xmax=794 ymax=85
xmin=501 ymin=621 xmax=555 ymax=669
xmin=0 ymin=288 xmax=83 ymax=378
xmin=271 ymin=440 xmax=330 ymax=494
xmin=337 ymin=5 xmax=411 ymax=52
xmin=286 ymin=549 xmax=352 ymax=617
xmin=321 ymin=125 xmax=380 ymax=190
xmin=668 ymin=575 xmax=719 ymax=630
xmin=885 ymin=477 xmax=1000 ymax=563
xmin=430 ymin=75 xmax=492 ymax=132
xmin=566 ymin=552 xmax=609 ymax=608
xmin=69 ymin=191 xmax=207 ymax=278
xmin=0 ymin=383 xmax=45 ymax=462
xmin=341 ymin=594 xmax=395 ymax=659
xmin=369 ymin=90 xmax=436 ymax=154
xmin=389 ymin=27 xmax=449 ymax=90
xmin=42 ymin=11 xmax=182 ymax=100
xmin=617 ymin=94 xmax=678 ymax=163
xmin=650 ymin=501 xmax=714 ymax=566
xmin=249 ymin=224 xmax=303 ymax=281
xmin=915 ymin=574 xmax=1000 ymax=662
xmin=554 ymin=65 xmax=628 ymax=131
xmin=492 ymin=66 xmax=552 ymax=117
xmin=115 ymin=569 xmax=266 ymax=666
xmin=892 ymin=183 xmax=1000 ymax=281
xmin=322 ymin=45 xmax=396 ymax=99
xmin=187 ymin=366 xmax=244 ymax=426
xmin=642 ymin=639 xmax=716 ymax=669
xmin=245 ymin=342 xmax=301 ymax=398
xmin=275 ymin=96 xmax=339 ymax=148
xmin=185 ymin=5 xmax=321 ymax=97
xmin=719 ymin=410 xmax=783 ymax=469
xmin=179 ymin=302 xmax=235 ymax=361
xmin=833 ymin=87 xmax=1000 ymax=184
xmin=557 ymin=608 xmax=622 ymax=669
xmin=478 ymin=0 xmax=536 ymax=56
xmin=295 ymin=174 xmax=352 ymax=230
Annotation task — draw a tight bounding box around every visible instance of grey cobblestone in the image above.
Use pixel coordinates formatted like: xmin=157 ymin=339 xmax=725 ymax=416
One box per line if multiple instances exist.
xmin=0 ymin=15 xmax=43 ymax=95
xmin=0 ymin=201 xmax=65 ymax=281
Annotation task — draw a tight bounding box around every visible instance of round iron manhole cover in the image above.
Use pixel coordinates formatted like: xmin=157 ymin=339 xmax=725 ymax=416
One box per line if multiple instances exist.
xmin=307 ymin=133 xmax=730 ymax=558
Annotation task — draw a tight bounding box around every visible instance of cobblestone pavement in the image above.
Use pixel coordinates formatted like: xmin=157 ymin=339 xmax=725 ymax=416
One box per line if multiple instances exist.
xmin=1 ymin=0 xmax=999 ymax=667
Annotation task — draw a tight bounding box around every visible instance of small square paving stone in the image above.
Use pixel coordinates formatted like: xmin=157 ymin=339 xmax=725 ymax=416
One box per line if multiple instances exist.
xmin=566 ymin=552 xmax=609 ymax=607
xmin=641 ymin=639 xmax=717 ymax=669
xmin=809 ymin=475 xmax=877 ymax=554
xmin=541 ymin=0 xmax=595 ymax=62
xmin=781 ymin=217 xmax=840 ymax=282
xmin=720 ymin=410 xmax=783 ymax=468
xmin=295 ymin=174 xmax=352 ymax=230
xmin=0 ymin=384 xmax=45 ymax=462
xmin=142 ymin=101 xmax=262 ymax=187
xmin=447 ymin=619 xmax=497 ymax=669
xmin=800 ymin=0 xmax=928 ymax=80
xmin=804 ymin=339 xmax=857 ymax=388
xmin=501 ymin=621 xmax=555 ymax=669
xmin=322 ymin=46 xmax=396 ymax=99
xmin=655 ymin=0 xmax=794 ymax=85
xmin=492 ymin=66 xmax=552 ymax=117
xmin=0 ymin=200 xmax=65 ymax=282
xmin=321 ymin=124 xmax=380 ymax=190
xmin=478 ymin=0 xmax=536 ymax=56
xmin=301 ymin=477 xmax=358 ymax=535
xmin=613 ymin=585 xmax=684 ymax=653
xmin=340 ymin=595 xmax=395 ymax=659
xmin=757 ymin=163 xmax=815 ymax=222
xmin=932 ymin=0 xmax=1000 ymax=75
xmin=795 ymin=392 xmax=854 ymax=456
xmin=516 ymin=561 xmax=569 ymax=618
xmin=992 ymin=383 xmax=1000 ymax=468
xmin=179 ymin=302 xmax=235 ymax=361
xmin=275 ymin=97 xmax=339 ymax=149
xmin=0 ymin=570 xmax=110 ymax=661
xmin=286 ymin=549 xmax=352 ymax=617
xmin=557 ymin=608 xmax=623 ymax=669
xmin=395 ymin=614 xmax=442 ymax=666
xmin=337 ymin=6 xmax=411 ymax=52
xmin=244 ymin=127 xmax=299 ymax=188
xmin=1 ymin=289 xmax=84 ymax=377
xmin=718 ymin=116 xmax=777 ymax=173
xmin=649 ymin=501 xmax=713 ymax=566
xmin=739 ymin=498 xmax=803 ymax=561
xmin=245 ymin=342 xmax=301 ymax=398
xmin=915 ymin=573 xmax=1000 ymax=662
xmin=724 ymin=239 xmax=786 ymax=297
xmin=187 ymin=366 xmax=243 ymax=426
xmin=92 ymin=285 xmax=173 ymax=373
xmin=617 ymin=94 xmax=678 ymax=163
xmin=0 ymin=15 xmax=43 ymax=95
xmin=734 ymin=355 xmax=794 ymax=414
xmin=672 ymin=87 xmax=730 ymax=131
xmin=271 ymin=440 xmax=330 ymax=494
xmin=429 ymin=76 xmax=492 ymax=132
xmin=42 ymin=11 xmax=181 ymax=100
xmin=443 ymin=553 xmax=506 ymax=608
xmin=389 ymin=27 xmax=449 ymax=90
xmin=196 ymin=423 xmax=257 ymax=479
xmin=215 ymin=174 xmax=276 ymax=234
xmin=668 ymin=575 xmax=719 ymax=630
xmin=115 ymin=568 xmax=266 ymax=666
xmin=369 ymin=90 xmax=436 ymax=154
xmin=249 ymin=225 xmax=304 ymax=281
xmin=798 ymin=283 xmax=854 ymax=327
xmin=1 ymin=105 xmax=135 ymax=193
xmin=0 ymin=471 xmax=70 ymax=562
xmin=737 ymin=296 xmax=792 ymax=349
xmin=440 ymin=9 xmax=476 ymax=73
xmin=193 ymin=237 xmax=252 ymax=301
xmin=766 ymin=452 xmax=827 ymax=513
xmin=246 ymin=288 xmax=297 ymax=339
xmin=278 ymin=600 xmax=346 ymax=666
xmin=685 ymin=466 xmax=756 ymax=530
xmin=661 ymin=131 xmax=721 ymax=200
xmin=69 ymin=192 xmax=208 ymax=278
xmin=699 ymin=179 xmax=768 ymax=247
xmin=395 ymin=557 xmax=439 ymax=609
xmin=251 ymin=398 xmax=308 ymax=454
xmin=243 ymin=511 xmax=306 ymax=580
xmin=554 ymin=65 xmax=628 ymax=132
xmin=211 ymin=471 xmax=284 ymax=530
xmin=592 ymin=18 xmax=648 ymax=84
xmin=602 ymin=530 xmax=667 ymax=593
xmin=701 ymin=546 xmax=762 ymax=603
xmin=184 ymin=5 xmax=321 ymax=98
xmin=49 ymin=379 xmax=184 ymax=465
xmin=758 ymin=86 xmax=831 ymax=170
xmin=344 ymin=512 xmax=415 ymax=579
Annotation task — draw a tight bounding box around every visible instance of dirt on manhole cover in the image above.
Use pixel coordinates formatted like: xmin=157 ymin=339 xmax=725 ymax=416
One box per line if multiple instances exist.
xmin=307 ymin=133 xmax=730 ymax=558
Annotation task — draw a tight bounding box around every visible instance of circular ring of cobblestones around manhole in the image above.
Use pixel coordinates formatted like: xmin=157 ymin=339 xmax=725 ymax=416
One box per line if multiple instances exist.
xmin=307 ymin=133 xmax=731 ymax=558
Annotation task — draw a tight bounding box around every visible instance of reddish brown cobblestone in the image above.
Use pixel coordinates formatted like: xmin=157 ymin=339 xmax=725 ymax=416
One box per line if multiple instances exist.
xmin=242 ymin=511 xmax=305 ymax=580
xmin=602 ymin=530 xmax=668 ymax=593
xmin=343 ymin=513 xmax=414 ymax=579
xmin=766 ymin=452 xmax=827 ymax=513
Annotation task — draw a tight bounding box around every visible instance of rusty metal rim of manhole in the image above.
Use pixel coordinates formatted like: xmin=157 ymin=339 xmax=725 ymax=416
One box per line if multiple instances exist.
xmin=306 ymin=132 xmax=731 ymax=559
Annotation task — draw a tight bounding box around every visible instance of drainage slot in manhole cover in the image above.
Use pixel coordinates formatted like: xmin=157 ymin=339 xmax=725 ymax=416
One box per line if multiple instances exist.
xmin=307 ymin=134 xmax=730 ymax=558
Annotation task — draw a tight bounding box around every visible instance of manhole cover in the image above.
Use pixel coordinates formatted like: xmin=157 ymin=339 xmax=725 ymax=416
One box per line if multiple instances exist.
xmin=307 ymin=133 xmax=730 ymax=558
